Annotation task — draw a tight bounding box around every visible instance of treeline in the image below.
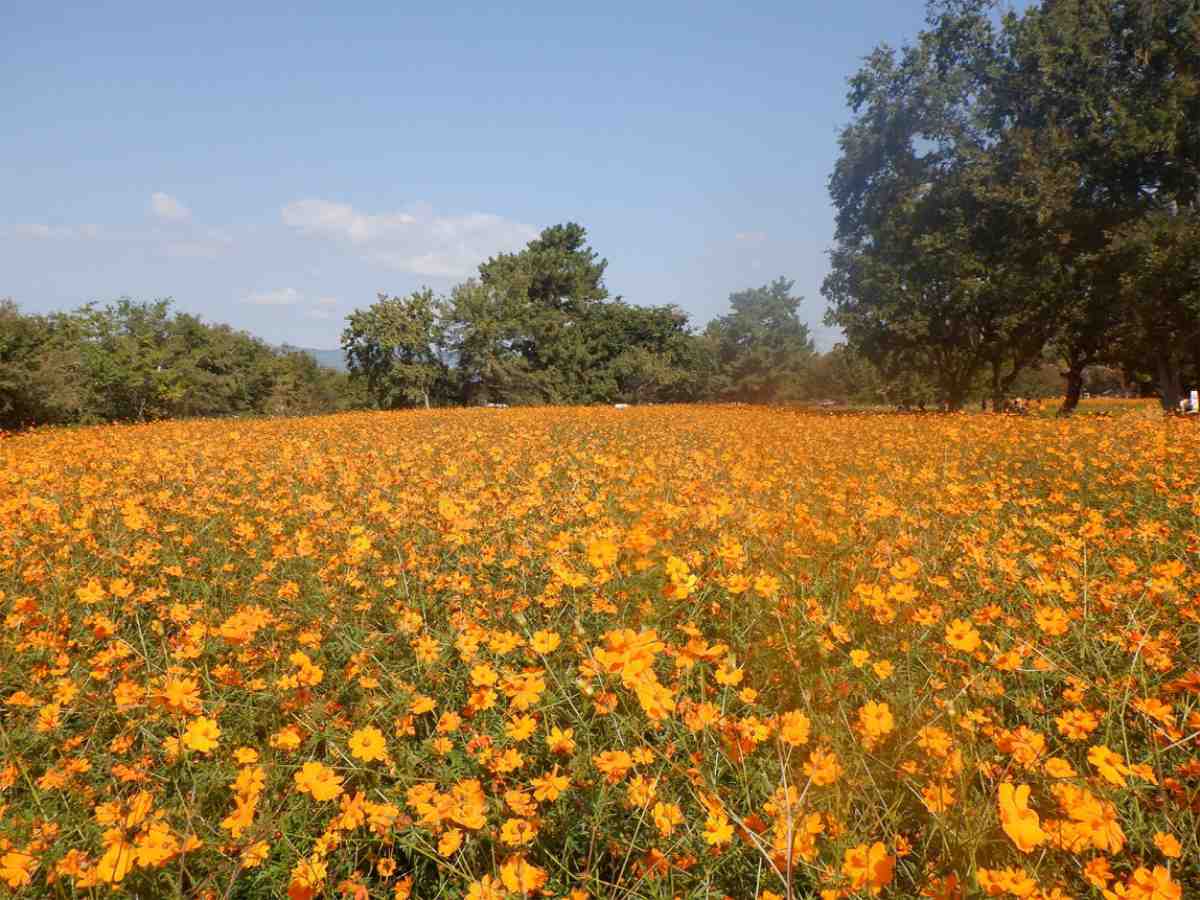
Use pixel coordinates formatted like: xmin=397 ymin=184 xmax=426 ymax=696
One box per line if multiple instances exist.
xmin=4 ymin=210 xmax=1148 ymax=433
xmin=0 ymin=298 xmax=360 ymax=430
xmin=824 ymin=0 xmax=1199 ymax=413
xmin=0 ymin=225 xmax=881 ymax=429
xmin=340 ymin=223 xmax=853 ymax=408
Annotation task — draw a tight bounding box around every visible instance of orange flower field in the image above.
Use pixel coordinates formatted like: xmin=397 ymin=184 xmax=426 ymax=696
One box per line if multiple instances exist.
xmin=0 ymin=407 xmax=1196 ymax=898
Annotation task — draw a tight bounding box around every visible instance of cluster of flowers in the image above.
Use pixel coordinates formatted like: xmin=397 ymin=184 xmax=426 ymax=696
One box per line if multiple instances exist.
xmin=0 ymin=406 xmax=1195 ymax=897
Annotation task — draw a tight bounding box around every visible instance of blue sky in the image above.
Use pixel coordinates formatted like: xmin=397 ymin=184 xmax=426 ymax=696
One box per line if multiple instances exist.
xmin=3 ymin=1 xmax=939 ymax=350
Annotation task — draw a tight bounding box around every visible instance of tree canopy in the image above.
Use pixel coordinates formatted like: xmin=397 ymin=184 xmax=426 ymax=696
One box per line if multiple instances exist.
xmin=342 ymin=290 xmax=448 ymax=409
xmin=340 ymin=224 xmax=814 ymax=409
xmin=3 ymin=224 xmax=861 ymax=431
xmin=825 ymin=0 xmax=1200 ymax=412
xmin=0 ymin=298 xmax=357 ymax=430
xmin=706 ymin=277 xmax=816 ymax=402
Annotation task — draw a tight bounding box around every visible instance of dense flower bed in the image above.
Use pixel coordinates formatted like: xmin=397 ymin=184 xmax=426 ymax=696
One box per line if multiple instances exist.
xmin=0 ymin=407 xmax=1195 ymax=898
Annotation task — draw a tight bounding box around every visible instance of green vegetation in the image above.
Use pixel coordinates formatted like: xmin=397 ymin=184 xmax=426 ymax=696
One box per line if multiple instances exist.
xmin=0 ymin=298 xmax=360 ymax=430
xmin=825 ymin=0 xmax=1199 ymax=413
xmin=341 ymin=223 xmax=728 ymax=408
xmin=1 ymin=242 xmax=869 ymax=428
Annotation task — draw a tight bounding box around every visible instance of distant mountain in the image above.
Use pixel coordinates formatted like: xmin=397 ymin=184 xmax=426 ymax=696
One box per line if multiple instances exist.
xmin=280 ymin=345 xmax=349 ymax=372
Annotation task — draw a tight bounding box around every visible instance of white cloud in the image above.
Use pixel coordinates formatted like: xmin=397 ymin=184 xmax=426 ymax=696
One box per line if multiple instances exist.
xmin=151 ymin=192 xmax=191 ymax=222
xmin=242 ymin=289 xmax=342 ymax=320
xmin=735 ymin=231 xmax=768 ymax=243
xmin=282 ymin=199 xmax=415 ymax=243
xmin=164 ymin=228 xmax=233 ymax=259
xmin=281 ymin=198 xmax=538 ymax=278
xmin=7 ymin=219 xmax=231 ymax=261
xmin=164 ymin=241 xmax=220 ymax=259
xmin=8 ymin=223 xmax=101 ymax=240
xmin=244 ymin=287 xmax=301 ymax=306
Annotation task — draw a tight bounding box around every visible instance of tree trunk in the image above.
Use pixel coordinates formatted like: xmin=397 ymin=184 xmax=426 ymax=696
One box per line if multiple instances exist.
xmin=989 ymin=362 xmax=1004 ymax=413
xmin=1058 ymin=365 xmax=1085 ymax=416
xmin=1157 ymin=352 xmax=1182 ymax=412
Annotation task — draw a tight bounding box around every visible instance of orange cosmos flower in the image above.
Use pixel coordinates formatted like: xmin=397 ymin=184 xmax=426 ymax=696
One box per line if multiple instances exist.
xmin=652 ymin=801 xmax=683 ymax=837
xmin=499 ymin=855 xmax=547 ymax=895
xmin=1103 ymin=866 xmax=1181 ymax=900
xmin=586 ymin=537 xmax=619 ymax=569
xmin=437 ymin=829 xmax=463 ymax=856
xmin=1088 ymin=744 xmax=1132 ymax=787
xmin=465 ymin=875 xmax=506 ymax=900
xmin=857 ymin=700 xmax=894 ymax=740
xmin=0 ymin=850 xmax=37 ymax=890
xmin=1055 ymin=708 xmax=1100 ymax=740
xmin=499 ymin=817 xmax=537 ymax=846
xmin=1153 ymin=832 xmax=1181 ymax=859
xmin=777 ymin=709 xmax=811 ymax=747
xmin=545 ymin=725 xmax=576 ymax=754
xmin=531 ymin=767 xmax=570 ymax=802
xmin=293 ymin=762 xmax=344 ymax=801
xmin=803 ymin=747 xmax=844 ymax=786
xmin=529 ymin=629 xmax=561 ymax=654
xmin=997 ymin=783 xmax=1045 ymax=853
xmin=593 ymin=750 xmax=633 ymax=784
xmin=157 ymin=676 xmax=202 ymax=715
xmin=944 ymin=619 xmax=981 ymax=653
xmin=702 ymin=812 xmax=734 ymax=847
xmin=842 ymin=842 xmax=895 ymax=895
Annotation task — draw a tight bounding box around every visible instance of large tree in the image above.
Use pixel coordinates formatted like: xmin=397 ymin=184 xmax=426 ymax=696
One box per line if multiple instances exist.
xmin=824 ymin=0 xmax=1071 ymax=410
xmin=706 ymin=278 xmax=815 ymax=402
xmin=1004 ymin=0 xmax=1200 ymax=410
xmin=458 ymin=222 xmax=708 ymax=404
xmin=0 ymin=299 xmax=53 ymax=429
xmin=477 ymin=223 xmax=609 ymax=402
xmin=1108 ymin=210 xmax=1200 ymax=409
xmin=827 ymin=0 xmax=1200 ymax=412
xmin=441 ymin=279 xmax=541 ymax=405
xmin=342 ymin=290 xmax=450 ymax=409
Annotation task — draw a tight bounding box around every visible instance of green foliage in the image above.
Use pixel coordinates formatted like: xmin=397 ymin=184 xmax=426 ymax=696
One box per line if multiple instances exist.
xmin=358 ymin=224 xmax=730 ymax=407
xmin=1108 ymin=210 xmax=1200 ymax=409
xmin=804 ymin=343 xmax=886 ymax=404
xmin=475 ymin=222 xmax=615 ymax=403
xmin=707 ymin=278 xmax=816 ymax=402
xmin=0 ymin=299 xmax=54 ymax=427
xmin=0 ymin=298 xmax=358 ymax=430
xmin=826 ymin=0 xmax=1200 ymax=413
xmin=438 ymin=280 xmax=535 ymax=405
xmin=10 ymin=226 xmax=864 ymax=426
xmin=824 ymin=0 xmax=1061 ymax=410
xmin=342 ymin=290 xmax=450 ymax=409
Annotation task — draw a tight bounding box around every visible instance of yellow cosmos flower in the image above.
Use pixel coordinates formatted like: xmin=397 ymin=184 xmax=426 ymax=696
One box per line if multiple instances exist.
xmin=348 ymin=725 xmax=389 ymax=763
xmin=182 ymin=716 xmax=221 ymax=754
xmin=293 ymin=762 xmax=343 ymax=802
